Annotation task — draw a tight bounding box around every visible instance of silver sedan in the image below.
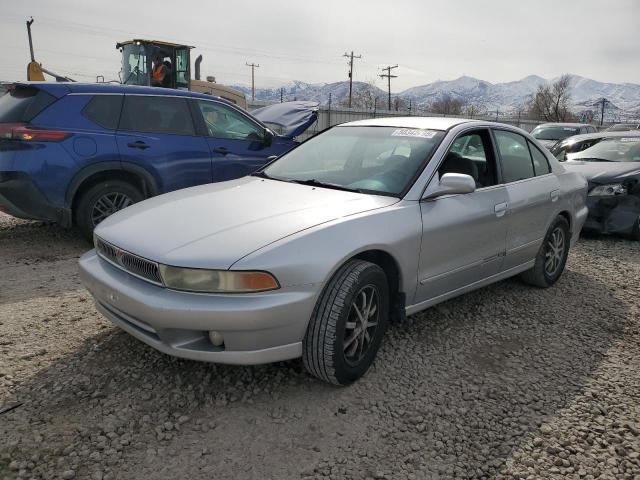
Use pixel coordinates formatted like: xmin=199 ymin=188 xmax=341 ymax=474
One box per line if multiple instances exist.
xmin=79 ymin=117 xmax=588 ymax=385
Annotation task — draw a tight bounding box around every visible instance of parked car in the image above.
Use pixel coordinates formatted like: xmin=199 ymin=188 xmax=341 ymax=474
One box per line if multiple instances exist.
xmin=552 ymin=131 xmax=640 ymax=239
xmin=605 ymin=123 xmax=640 ymax=132
xmin=79 ymin=117 xmax=588 ymax=385
xmin=531 ymin=122 xmax=597 ymax=149
xmin=0 ymin=83 xmax=317 ymax=238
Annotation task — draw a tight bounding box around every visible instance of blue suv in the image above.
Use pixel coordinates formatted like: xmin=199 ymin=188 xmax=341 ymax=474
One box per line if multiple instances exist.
xmin=0 ymin=83 xmax=317 ymax=238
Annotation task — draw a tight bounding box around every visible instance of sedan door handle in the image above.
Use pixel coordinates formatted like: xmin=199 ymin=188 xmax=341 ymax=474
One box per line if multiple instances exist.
xmin=494 ymin=202 xmax=508 ymax=218
xmin=212 ymin=147 xmax=229 ymax=155
xmin=127 ymin=141 xmax=150 ymax=150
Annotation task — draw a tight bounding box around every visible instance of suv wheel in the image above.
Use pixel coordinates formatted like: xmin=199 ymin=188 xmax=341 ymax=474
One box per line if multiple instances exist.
xmin=520 ymin=216 xmax=570 ymax=288
xmin=303 ymin=259 xmax=389 ymax=385
xmin=75 ymin=180 xmax=143 ymax=240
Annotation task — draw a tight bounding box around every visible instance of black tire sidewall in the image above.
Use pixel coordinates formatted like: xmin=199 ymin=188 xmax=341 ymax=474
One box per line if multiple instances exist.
xmin=332 ymin=266 xmax=389 ymax=385
xmin=76 ymin=181 xmax=142 ymax=240
xmin=541 ymin=217 xmax=570 ymax=285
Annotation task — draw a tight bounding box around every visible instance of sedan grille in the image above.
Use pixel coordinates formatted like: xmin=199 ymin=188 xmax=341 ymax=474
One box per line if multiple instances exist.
xmin=95 ymin=237 xmax=163 ymax=285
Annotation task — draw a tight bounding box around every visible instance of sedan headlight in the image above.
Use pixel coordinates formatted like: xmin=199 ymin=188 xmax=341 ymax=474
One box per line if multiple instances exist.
xmin=588 ymin=183 xmax=627 ymax=197
xmin=159 ymin=265 xmax=279 ymax=293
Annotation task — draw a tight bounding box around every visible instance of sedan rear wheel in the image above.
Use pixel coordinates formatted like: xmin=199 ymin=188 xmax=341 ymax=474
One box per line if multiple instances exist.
xmin=303 ymin=259 xmax=389 ymax=385
xmin=521 ymin=216 xmax=570 ymax=288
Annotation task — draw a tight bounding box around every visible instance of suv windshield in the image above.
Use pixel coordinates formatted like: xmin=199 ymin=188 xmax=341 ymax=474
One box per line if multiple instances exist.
xmin=531 ymin=125 xmax=580 ymax=141
xmin=262 ymin=126 xmax=445 ymax=196
xmin=557 ymin=136 xmax=640 ymax=162
xmin=122 ymin=44 xmax=149 ymax=86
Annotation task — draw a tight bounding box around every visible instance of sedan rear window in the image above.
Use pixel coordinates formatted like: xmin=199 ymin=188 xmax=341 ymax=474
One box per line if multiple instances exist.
xmin=0 ymin=85 xmax=56 ymax=123
xmin=531 ymin=126 xmax=580 ymax=141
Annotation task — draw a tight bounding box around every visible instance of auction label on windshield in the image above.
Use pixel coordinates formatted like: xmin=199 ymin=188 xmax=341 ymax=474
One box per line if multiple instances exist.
xmin=620 ymin=137 xmax=640 ymax=142
xmin=391 ymin=128 xmax=437 ymax=138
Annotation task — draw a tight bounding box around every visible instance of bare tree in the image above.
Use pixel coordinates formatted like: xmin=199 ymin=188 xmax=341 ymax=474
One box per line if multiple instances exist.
xmin=393 ymin=97 xmax=409 ymax=111
xmin=464 ymin=103 xmax=485 ymax=118
xmin=527 ymin=74 xmax=575 ymax=122
xmin=344 ymin=82 xmax=378 ymax=109
xmin=429 ymin=95 xmax=465 ymax=115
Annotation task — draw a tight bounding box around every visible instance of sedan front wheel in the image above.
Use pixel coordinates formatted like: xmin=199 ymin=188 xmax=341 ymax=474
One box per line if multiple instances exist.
xmin=303 ymin=259 xmax=389 ymax=385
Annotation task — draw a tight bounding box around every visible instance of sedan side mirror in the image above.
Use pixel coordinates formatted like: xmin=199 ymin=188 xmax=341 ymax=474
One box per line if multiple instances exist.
xmin=423 ymin=173 xmax=476 ymax=200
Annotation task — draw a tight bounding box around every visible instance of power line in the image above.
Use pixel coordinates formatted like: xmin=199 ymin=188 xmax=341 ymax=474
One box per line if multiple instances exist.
xmin=379 ymin=65 xmax=398 ymax=110
xmin=246 ymin=62 xmax=260 ymax=100
xmin=342 ymin=51 xmax=362 ymax=108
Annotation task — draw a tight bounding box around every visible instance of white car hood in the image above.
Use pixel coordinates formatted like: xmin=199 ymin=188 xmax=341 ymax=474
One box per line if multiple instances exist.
xmin=95 ymin=177 xmax=398 ymax=269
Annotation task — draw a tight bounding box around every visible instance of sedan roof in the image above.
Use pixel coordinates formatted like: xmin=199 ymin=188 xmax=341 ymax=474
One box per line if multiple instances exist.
xmin=341 ymin=116 xmax=473 ymax=131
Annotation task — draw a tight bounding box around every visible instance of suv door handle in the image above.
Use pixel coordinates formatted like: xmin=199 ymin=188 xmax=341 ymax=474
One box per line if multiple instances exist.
xmin=494 ymin=202 xmax=508 ymax=217
xmin=127 ymin=141 xmax=150 ymax=150
xmin=212 ymin=147 xmax=229 ymax=155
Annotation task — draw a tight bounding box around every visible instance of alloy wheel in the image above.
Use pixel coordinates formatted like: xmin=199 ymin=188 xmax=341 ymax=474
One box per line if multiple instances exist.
xmin=91 ymin=192 xmax=133 ymax=227
xmin=544 ymin=227 xmax=565 ymax=277
xmin=343 ymin=285 xmax=380 ymax=366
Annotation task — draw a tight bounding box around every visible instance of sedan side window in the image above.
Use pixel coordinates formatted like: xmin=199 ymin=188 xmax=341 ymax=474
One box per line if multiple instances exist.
xmin=439 ymin=130 xmax=498 ymax=188
xmin=493 ymin=130 xmax=535 ymax=183
xmin=527 ymin=141 xmax=551 ymax=175
xmin=196 ymin=100 xmax=264 ymax=141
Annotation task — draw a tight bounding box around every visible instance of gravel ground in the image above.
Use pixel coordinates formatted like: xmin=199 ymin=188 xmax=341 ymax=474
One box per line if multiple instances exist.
xmin=1 ymin=212 xmax=639 ymax=480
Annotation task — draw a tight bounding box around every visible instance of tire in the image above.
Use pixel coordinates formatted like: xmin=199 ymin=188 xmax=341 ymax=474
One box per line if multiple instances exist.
xmin=75 ymin=180 xmax=143 ymax=241
xmin=303 ymin=259 xmax=389 ymax=385
xmin=520 ymin=216 xmax=570 ymax=288
xmin=628 ymin=216 xmax=640 ymax=241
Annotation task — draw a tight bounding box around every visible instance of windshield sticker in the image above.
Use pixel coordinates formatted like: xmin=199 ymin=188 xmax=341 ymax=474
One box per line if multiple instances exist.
xmin=391 ymin=128 xmax=437 ymax=138
xmin=620 ymin=137 xmax=640 ymax=143
xmin=563 ymin=127 xmax=577 ymax=131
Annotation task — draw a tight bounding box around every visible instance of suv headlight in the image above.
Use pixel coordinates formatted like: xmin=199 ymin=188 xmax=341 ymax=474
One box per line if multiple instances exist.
xmin=159 ymin=265 xmax=279 ymax=293
xmin=588 ymin=183 xmax=627 ymax=197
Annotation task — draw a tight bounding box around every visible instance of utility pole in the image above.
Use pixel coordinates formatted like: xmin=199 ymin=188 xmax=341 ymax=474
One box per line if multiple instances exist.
xmin=596 ymin=98 xmax=609 ymax=126
xmin=342 ymin=51 xmax=362 ymax=108
xmin=379 ymin=65 xmax=398 ymax=110
xmin=245 ymin=62 xmax=260 ymax=101
xmin=280 ymin=88 xmax=283 ymax=103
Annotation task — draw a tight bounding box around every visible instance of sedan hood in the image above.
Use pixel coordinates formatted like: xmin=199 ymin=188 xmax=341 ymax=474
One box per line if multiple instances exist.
xmin=562 ymin=161 xmax=640 ymax=183
xmin=251 ymin=101 xmax=318 ymax=138
xmin=95 ymin=177 xmax=398 ymax=269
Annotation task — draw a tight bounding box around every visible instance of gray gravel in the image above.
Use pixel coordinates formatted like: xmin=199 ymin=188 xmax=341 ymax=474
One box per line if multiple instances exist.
xmin=0 ymin=212 xmax=639 ymax=480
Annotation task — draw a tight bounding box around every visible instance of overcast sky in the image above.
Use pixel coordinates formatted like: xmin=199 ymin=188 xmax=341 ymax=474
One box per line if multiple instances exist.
xmin=2 ymin=0 xmax=639 ymax=91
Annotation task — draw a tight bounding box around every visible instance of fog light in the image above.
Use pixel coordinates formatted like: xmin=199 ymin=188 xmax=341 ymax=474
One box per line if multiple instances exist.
xmin=208 ymin=330 xmax=224 ymax=347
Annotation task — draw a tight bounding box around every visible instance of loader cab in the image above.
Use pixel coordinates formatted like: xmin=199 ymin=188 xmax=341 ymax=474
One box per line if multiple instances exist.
xmin=117 ymin=39 xmax=192 ymax=90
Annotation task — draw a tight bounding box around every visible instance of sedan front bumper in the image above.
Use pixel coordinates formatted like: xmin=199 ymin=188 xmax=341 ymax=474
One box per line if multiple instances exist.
xmin=79 ymin=250 xmax=320 ymax=365
xmin=584 ymin=194 xmax=640 ymax=236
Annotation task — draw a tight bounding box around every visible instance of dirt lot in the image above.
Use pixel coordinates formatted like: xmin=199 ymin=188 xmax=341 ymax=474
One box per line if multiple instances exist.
xmin=1 ymin=212 xmax=639 ymax=480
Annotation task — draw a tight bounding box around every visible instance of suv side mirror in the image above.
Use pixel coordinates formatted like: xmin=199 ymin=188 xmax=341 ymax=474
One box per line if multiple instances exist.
xmin=263 ymin=128 xmax=274 ymax=147
xmin=423 ymin=173 xmax=476 ymax=200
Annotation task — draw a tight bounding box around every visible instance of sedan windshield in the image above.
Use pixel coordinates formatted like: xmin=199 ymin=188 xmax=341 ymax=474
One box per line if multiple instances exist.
xmin=558 ymin=136 xmax=640 ymax=162
xmin=262 ymin=126 xmax=445 ymax=196
xmin=531 ymin=126 xmax=580 ymax=141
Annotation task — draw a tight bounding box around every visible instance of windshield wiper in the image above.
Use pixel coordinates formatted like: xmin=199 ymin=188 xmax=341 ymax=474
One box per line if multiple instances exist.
xmin=251 ymin=170 xmax=272 ymax=179
xmin=291 ymin=178 xmax=363 ymax=193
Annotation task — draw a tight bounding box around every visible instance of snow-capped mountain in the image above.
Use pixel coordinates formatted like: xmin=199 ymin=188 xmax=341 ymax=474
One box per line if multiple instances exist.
xmin=233 ymin=74 xmax=640 ymax=118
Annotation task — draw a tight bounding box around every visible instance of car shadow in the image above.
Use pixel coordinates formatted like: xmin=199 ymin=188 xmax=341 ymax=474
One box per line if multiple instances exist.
xmin=0 ymin=262 xmax=631 ymax=478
